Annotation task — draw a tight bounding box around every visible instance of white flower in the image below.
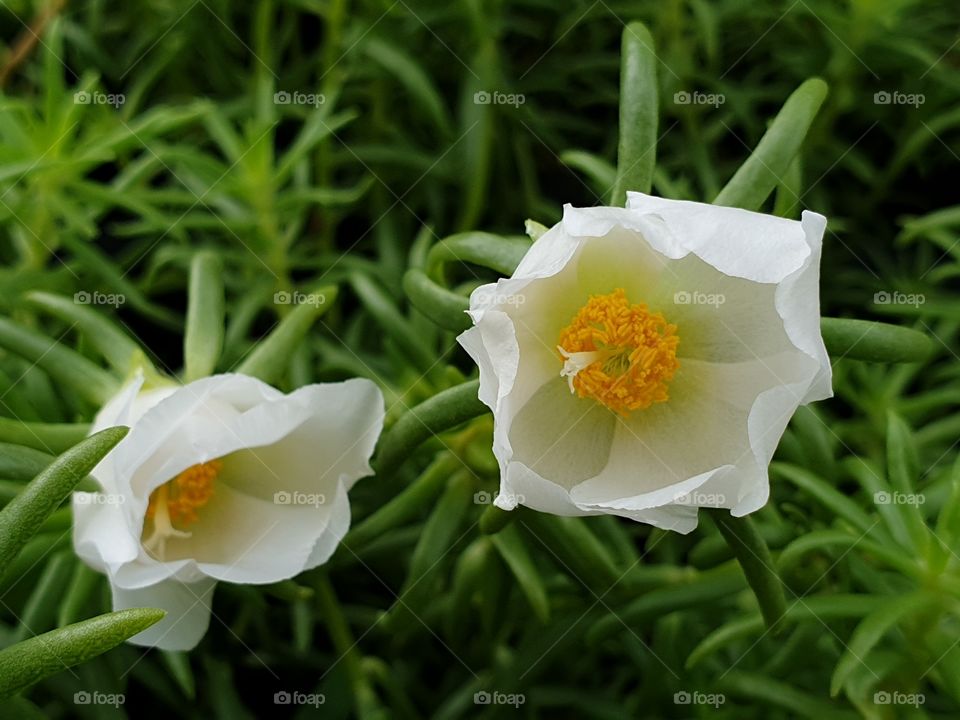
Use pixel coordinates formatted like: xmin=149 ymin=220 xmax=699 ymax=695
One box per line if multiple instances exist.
xmin=73 ymin=372 xmax=384 ymax=650
xmin=458 ymin=193 xmax=832 ymax=533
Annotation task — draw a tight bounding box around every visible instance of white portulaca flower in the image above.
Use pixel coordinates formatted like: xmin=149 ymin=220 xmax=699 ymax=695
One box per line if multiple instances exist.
xmin=73 ymin=372 xmax=384 ymax=650
xmin=458 ymin=193 xmax=832 ymax=533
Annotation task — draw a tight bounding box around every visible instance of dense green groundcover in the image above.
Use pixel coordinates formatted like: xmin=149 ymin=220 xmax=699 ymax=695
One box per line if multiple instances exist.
xmin=0 ymin=0 xmax=958 ymax=718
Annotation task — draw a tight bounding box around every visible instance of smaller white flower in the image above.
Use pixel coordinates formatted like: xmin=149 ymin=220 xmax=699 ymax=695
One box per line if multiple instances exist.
xmin=458 ymin=194 xmax=832 ymax=533
xmin=73 ymin=372 xmax=384 ymax=650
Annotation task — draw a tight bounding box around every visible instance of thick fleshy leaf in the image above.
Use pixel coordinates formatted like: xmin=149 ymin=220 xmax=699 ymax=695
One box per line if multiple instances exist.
xmin=425 ymin=232 xmax=530 ymax=281
xmin=0 ymin=426 xmax=127 ymax=575
xmin=0 ymin=608 xmax=165 ymax=698
xmin=0 ymin=317 xmax=119 ymax=405
xmin=709 ymin=510 xmax=786 ymax=629
xmin=0 ymin=419 xmax=89 ymax=455
xmin=714 ymin=78 xmax=828 ymax=211
xmin=830 ymin=592 xmax=939 ymax=696
xmin=612 ymin=22 xmax=658 ymax=205
xmin=236 ymin=285 xmax=337 ymax=383
xmin=26 ymin=290 xmax=145 ymax=375
xmin=374 ymin=380 xmax=486 ymax=472
xmin=821 ymin=317 xmax=933 ymax=363
xmin=402 ymin=268 xmax=471 ymax=332
xmin=184 ymin=251 xmax=225 ymax=382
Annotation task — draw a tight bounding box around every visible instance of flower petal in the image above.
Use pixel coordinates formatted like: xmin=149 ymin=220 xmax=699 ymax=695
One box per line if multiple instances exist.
xmin=137 ymin=377 xmax=381 ymax=583
xmin=624 ymin=192 xmax=811 ymax=283
xmin=777 ymin=210 xmax=832 ymax=402
xmin=508 ymin=377 xmax=616 ymax=489
xmin=72 ymin=493 xmax=139 ymax=572
xmin=111 ymin=576 xmax=216 ymax=651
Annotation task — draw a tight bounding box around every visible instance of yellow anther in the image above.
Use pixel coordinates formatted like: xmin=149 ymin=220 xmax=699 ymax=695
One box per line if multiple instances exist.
xmin=143 ymin=459 xmax=221 ymax=556
xmin=557 ymin=288 xmax=679 ymax=416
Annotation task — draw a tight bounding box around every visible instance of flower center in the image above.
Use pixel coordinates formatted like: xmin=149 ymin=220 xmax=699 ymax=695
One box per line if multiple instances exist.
xmin=142 ymin=460 xmax=221 ymax=556
xmin=557 ymin=288 xmax=679 ymax=416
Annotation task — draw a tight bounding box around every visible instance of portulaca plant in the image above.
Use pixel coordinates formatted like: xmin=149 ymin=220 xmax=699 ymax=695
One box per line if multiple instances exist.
xmin=73 ymin=371 xmax=383 ymax=650
xmin=459 ymin=194 xmax=832 ymax=532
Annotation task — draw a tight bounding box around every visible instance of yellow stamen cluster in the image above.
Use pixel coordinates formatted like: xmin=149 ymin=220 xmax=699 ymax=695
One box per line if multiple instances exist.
xmin=557 ymin=288 xmax=679 ymax=416
xmin=146 ymin=459 xmax=221 ymax=526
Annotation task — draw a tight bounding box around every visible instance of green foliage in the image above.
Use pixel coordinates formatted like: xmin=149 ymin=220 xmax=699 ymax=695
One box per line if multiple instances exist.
xmin=0 ymin=0 xmax=957 ymax=717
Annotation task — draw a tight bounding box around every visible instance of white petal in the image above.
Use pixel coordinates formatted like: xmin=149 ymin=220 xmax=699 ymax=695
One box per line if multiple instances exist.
xmin=569 ymin=352 xmax=813 ymax=510
xmin=605 ymin=503 xmax=701 ymax=534
xmin=88 ymin=371 xmax=146 ymax=497
xmin=90 ymin=371 xmax=145 ymax=434
xmin=150 ymin=378 xmax=380 ymax=582
xmin=507 ymin=378 xmax=615 ymax=489
xmin=510 ymin=221 xmax=581 ymax=282
xmin=72 ymin=494 xmax=139 ymax=573
xmin=501 ymin=461 xmax=596 ymax=517
xmin=457 ymin=311 xmax=519 ymax=409
xmin=777 ymin=210 xmax=832 ymax=402
xmin=187 ymin=483 xmax=324 ymax=583
xmin=662 ymin=254 xmax=796 ymax=363
xmin=457 ymin=325 xmax=500 ymax=410
xmin=111 ymin=576 xmax=216 ymax=651
xmin=462 ymin=197 xmax=832 ymax=529
xmin=624 ymin=192 xmax=811 ymax=283
xmin=186 ymin=479 xmax=350 ymax=583
xmin=88 ymin=375 xmax=381 ymax=589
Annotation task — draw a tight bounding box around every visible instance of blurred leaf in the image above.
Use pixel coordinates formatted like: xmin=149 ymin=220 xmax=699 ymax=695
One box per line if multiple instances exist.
xmin=0 ymin=426 xmax=127 ymax=576
xmin=0 ymin=607 xmax=165 ymax=698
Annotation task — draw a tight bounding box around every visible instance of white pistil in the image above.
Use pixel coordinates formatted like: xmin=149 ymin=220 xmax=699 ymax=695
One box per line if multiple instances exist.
xmin=558 ymin=346 xmax=602 ymax=393
xmin=142 ymin=485 xmax=192 ymax=558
